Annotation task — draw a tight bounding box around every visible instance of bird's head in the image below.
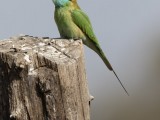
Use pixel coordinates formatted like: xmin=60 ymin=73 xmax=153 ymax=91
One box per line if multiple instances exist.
xmin=52 ymin=0 xmax=75 ymax=7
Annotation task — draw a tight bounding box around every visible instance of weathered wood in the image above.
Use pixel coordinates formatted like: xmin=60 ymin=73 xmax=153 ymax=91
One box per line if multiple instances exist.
xmin=0 ymin=35 xmax=90 ymax=120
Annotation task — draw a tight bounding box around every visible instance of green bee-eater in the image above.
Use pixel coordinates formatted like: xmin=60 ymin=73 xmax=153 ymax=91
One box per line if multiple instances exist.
xmin=52 ymin=0 xmax=129 ymax=95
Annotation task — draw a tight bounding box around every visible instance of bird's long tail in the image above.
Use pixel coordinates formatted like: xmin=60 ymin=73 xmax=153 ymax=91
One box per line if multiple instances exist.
xmin=83 ymin=39 xmax=129 ymax=95
xmin=96 ymin=47 xmax=129 ymax=96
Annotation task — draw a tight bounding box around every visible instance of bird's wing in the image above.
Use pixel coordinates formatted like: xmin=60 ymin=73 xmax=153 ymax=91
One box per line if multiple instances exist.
xmin=71 ymin=9 xmax=99 ymax=45
xmin=71 ymin=9 xmax=113 ymax=71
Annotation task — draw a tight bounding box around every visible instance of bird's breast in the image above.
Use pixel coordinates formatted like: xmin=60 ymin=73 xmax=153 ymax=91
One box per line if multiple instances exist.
xmin=55 ymin=7 xmax=86 ymax=40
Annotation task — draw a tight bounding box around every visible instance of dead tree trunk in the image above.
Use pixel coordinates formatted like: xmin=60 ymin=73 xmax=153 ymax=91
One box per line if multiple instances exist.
xmin=0 ymin=35 xmax=90 ymax=120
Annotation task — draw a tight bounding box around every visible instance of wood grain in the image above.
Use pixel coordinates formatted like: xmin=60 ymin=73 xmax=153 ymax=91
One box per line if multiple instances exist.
xmin=0 ymin=35 xmax=90 ymax=120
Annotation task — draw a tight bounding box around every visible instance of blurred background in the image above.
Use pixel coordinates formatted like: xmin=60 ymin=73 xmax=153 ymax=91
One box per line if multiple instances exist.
xmin=0 ymin=0 xmax=160 ymax=119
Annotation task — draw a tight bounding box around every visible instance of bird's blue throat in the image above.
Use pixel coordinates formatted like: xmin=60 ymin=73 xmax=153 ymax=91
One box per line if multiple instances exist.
xmin=52 ymin=0 xmax=69 ymax=7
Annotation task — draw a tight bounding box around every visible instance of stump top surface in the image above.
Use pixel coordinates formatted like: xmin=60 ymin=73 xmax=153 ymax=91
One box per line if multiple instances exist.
xmin=0 ymin=35 xmax=83 ymax=65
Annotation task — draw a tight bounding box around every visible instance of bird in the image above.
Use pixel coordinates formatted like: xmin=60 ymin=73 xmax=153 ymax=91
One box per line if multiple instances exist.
xmin=52 ymin=0 xmax=129 ymax=95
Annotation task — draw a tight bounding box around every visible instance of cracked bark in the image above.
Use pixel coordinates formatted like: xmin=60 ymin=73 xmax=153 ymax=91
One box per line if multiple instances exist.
xmin=0 ymin=35 xmax=90 ymax=120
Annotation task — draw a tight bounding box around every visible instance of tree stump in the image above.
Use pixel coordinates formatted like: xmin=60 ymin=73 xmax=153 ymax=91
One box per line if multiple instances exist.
xmin=0 ymin=35 xmax=90 ymax=120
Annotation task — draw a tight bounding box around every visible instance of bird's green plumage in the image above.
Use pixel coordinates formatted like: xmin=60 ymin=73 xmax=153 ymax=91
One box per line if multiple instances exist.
xmin=52 ymin=0 xmax=129 ymax=95
xmin=54 ymin=0 xmax=113 ymax=70
xmin=71 ymin=9 xmax=113 ymax=70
